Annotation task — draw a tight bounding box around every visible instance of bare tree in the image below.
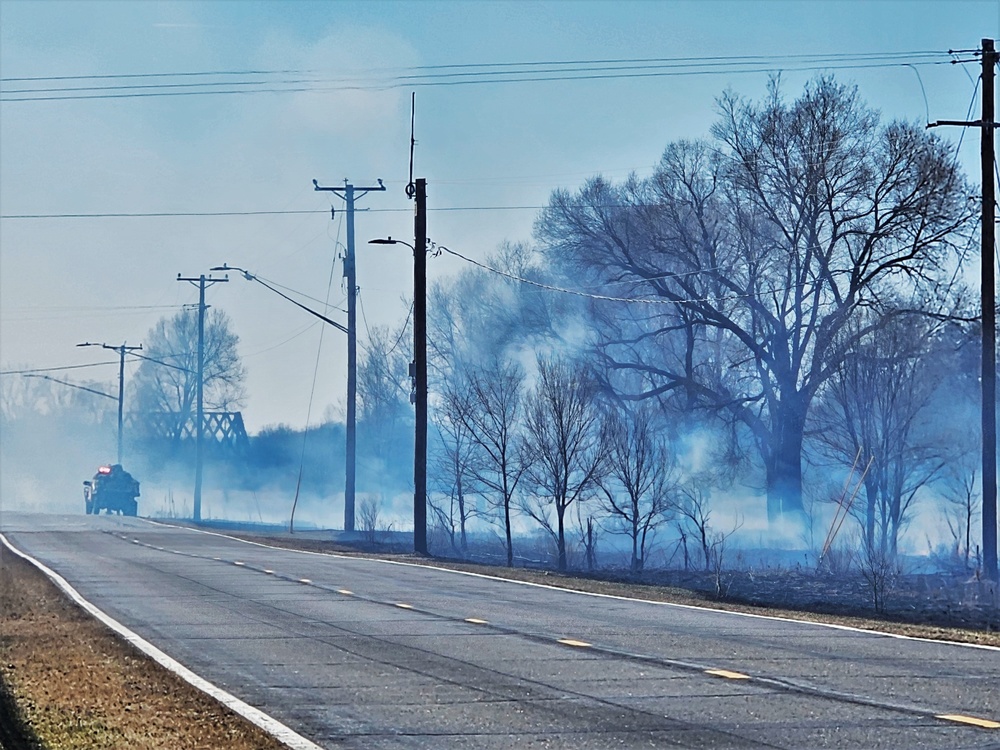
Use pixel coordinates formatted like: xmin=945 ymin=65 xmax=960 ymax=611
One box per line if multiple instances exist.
xmin=457 ymin=357 xmax=528 ymax=567
xmin=536 ymin=76 xmax=974 ymax=524
xmin=676 ymin=484 xmax=714 ymax=571
xmin=575 ymin=509 xmax=599 ymax=572
xmin=357 ymin=494 xmax=382 ymax=546
xmin=429 ymin=377 xmax=480 ymax=555
xmin=597 ymin=404 xmax=677 ymax=573
xmin=521 ymin=357 xmax=606 ymax=571
xmin=813 ymin=312 xmax=949 ymax=557
xmin=131 ymin=308 xmax=246 ymax=444
xmin=356 ymin=322 xmax=412 ymax=462
xmin=859 ymin=537 xmax=902 ymax=614
xmin=942 ymin=455 xmax=981 ymax=572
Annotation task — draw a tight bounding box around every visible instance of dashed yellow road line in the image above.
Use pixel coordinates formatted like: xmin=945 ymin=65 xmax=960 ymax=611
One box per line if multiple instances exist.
xmin=465 ymin=618 xmax=488 ymax=624
xmin=705 ymin=669 xmax=751 ymax=680
xmin=395 ymin=603 xmax=414 ymax=609
xmin=337 ymin=589 xmax=353 ymax=595
xmin=558 ymin=638 xmax=592 ymax=648
xmin=937 ymin=714 xmax=1000 ymax=729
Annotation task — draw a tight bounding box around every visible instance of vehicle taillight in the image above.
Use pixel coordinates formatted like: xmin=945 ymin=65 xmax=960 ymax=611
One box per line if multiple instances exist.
xmin=98 ymin=466 xmax=112 ymax=474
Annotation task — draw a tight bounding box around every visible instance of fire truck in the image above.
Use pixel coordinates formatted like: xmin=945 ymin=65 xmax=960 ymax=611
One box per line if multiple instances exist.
xmin=83 ymin=464 xmax=140 ymax=516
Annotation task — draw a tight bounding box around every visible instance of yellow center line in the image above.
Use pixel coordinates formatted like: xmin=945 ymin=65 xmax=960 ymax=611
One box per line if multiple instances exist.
xmin=558 ymin=638 xmax=592 ymax=648
xmin=395 ymin=603 xmax=414 ymax=609
xmin=465 ymin=618 xmax=489 ymax=624
xmin=337 ymin=589 xmax=353 ymax=595
xmin=705 ymin=669 xmax=751 ymax=680
xmin=937 ymin=714 xmax=1000 ymax=729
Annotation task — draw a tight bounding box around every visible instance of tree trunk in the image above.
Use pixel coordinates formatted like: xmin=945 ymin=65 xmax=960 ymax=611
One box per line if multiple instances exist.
xmin=556 ymin=503 xmax=567 ymax=571
xmin=632 ymin=518 xmax=640 ymax=574
xmin=764 ymin=399 xmax=806 ymax=522
xmin=864 ymin=476 xmax=878 ymax=551
xmin=456 ymin=473 xmax=467 ymax=555
xmin=504 ymin=497 xmax=513 ymax=567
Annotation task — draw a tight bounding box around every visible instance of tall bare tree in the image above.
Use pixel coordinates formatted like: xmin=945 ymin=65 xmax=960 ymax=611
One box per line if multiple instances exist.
xmin=521 ymin=357 xmax=605 ymax=571
xmin=131 ymin=308 xmax=245 ymax=443
xmin=536 ymin=76 xmax=974 ymax=524
xmin=430 ymin=376 xmax=480 ymax=555
xmin=813 ymin=312 xmax=949 ymax=556
xmin=597 ymin=404 xmax=677 ymax=572
xmin=356 ymin=322 xmax=412 ymax=463
xmin=455 ymin=357 xmax=528 ymax=567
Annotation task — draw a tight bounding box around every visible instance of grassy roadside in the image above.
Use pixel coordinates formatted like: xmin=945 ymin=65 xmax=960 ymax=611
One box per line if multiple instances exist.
xmin=0 ymin=550 xmax=288 ymax=750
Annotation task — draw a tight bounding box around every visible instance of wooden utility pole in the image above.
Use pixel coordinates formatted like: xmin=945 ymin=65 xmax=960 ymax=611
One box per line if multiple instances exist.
xmin=312 ymin=179 xmax=385 ymax=533
xmin=982 ymin=38 xmax=998 ymax=582
xmin=413 ymin=178 xmax=428 ymax=555
xmin=177 ymin=273 xmax=227 ymax=523
xmin=928 ymin=39 xmax=998 ymax=580
xmin=76 ymin=341 xmax=142 ymax=464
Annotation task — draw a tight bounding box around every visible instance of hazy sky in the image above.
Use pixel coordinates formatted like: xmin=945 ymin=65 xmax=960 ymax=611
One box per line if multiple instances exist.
xmin=1 ymin=0 xmax=997 ymax=433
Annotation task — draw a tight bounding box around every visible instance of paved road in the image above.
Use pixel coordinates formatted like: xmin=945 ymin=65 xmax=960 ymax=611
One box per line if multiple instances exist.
xmin=2 ymin=512 xmax=998 ymax=749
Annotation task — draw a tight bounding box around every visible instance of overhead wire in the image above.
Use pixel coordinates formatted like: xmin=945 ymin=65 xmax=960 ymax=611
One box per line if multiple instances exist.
xmin=0 ymin=52 xmax=963 ymax=102
xmin=0 ymin=361 xmax=118 ymax=375
xmin=290 ymin=200 xmax=344 ymax=531
xmin=0 ymin=50 xmax=947 ymax=84
xmin=434 ymin=243 xmax=805 ymax=306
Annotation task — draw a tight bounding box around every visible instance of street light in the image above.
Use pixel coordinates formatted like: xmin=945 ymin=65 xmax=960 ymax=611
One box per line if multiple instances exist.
xmin=369 ymin=231 xmax=428 ymax=555
xmin=77 ymin=341 xmax=142 ymax=464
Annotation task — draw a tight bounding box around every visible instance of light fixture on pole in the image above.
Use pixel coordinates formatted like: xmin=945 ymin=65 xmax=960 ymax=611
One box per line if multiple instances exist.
xmin=77 ymin=341 xmax=142 ymax=464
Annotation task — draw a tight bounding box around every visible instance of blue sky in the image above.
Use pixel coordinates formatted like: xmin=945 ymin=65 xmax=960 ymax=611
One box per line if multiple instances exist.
xmin=1 ymin=0 xmax=997 ymax=432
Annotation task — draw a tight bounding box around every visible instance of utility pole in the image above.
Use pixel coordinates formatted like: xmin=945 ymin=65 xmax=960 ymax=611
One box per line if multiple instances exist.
xmin=76 ymin=341 xmax=142 ymax=464
xmin=413 ymin=178 xmax=428 ymax=555
xmin=368 ymin=180 xmax=429 ymax=556
xmin=928 ymin=39 xmax=999 ymax=581
xmin=983 ymin=38 xmax=998 ymax=582
xmin=177 ymin=273 xmax=228 ymax=523
xmin=312 ymin=178 xmax=385 ymax=533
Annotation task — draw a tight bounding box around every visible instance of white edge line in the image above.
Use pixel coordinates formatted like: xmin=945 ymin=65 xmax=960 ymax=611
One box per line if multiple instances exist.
xmin=0 ymin=532 xmax=325 ymax=750
xmin=143 ymin=519 xmax=1000 ymax=653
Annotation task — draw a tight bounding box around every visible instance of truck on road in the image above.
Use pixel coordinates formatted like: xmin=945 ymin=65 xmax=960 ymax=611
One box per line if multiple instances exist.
xmin=84 ymin=464 xmax=140 ymax=516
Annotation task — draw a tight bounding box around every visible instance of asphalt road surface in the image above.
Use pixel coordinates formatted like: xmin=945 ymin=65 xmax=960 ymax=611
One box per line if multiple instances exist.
xmin=2 ymin=512 xmax=999 ymax=749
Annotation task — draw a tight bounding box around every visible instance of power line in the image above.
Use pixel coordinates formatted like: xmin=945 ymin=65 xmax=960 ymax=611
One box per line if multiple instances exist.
xmin=0 ymin=206 xmax=548 ymax=219
xmin=0 ymin=50 xmax=948 ymax=85
xmin=435 ymin=243 xmax=806 ymax=306
xmin=0 ymin=361 xmax=119 ymax=375
xmin=2 ymin=54 xmax=950 ymax=96
xmin=1 ymin=55 xmax=961 ymax=103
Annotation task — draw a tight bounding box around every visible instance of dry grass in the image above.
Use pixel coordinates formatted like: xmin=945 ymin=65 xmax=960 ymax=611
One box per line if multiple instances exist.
xmin=0 ymin=550 xmax=288 ymax=750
